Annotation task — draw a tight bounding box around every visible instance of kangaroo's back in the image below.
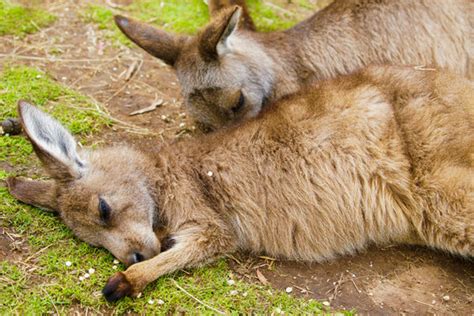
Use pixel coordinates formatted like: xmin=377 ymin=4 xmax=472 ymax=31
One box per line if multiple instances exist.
xmin=279 ymin=0 xmax=473 ymax=81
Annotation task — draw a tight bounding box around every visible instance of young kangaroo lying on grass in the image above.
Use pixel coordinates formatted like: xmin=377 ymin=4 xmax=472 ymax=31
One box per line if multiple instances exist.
xmin=7 ymin=66 xmax=474 ymax=302
xmin=115 ymin=0 xmax=473 ymax=130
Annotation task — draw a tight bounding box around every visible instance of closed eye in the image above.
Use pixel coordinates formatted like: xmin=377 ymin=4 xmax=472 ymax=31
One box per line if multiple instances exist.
xmin=98 ymin=197 xmax=111 ymax=223
xmin=231 ymin=91 xmax=245 ymax=114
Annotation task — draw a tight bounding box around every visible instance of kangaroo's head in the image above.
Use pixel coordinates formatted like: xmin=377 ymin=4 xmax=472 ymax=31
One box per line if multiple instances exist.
xmin=7 ymin=101 xmax=163 ymax=266
xmin=115 ymin=6 xmax=275 ymax=131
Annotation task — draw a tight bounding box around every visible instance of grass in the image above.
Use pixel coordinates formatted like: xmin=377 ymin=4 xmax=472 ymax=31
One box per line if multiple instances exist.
xmin=0 ymin=0 xmax=56 ymax=36
xmin=83 ymin=0 xmax=321 ymax=46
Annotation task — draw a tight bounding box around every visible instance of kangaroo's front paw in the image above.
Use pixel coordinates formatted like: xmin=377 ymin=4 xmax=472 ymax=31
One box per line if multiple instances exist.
xmin=102 ymin=272 xmax=134 ymax=302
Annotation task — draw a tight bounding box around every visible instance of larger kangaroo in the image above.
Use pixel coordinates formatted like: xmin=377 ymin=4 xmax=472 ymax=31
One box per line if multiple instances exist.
xmin=7 ymin=66 xmax=474 ymax=302
xmin=115 ymin=0 xmax=473 ymax=130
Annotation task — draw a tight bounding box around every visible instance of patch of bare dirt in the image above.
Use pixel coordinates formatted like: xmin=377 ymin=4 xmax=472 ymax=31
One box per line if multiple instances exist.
xmin=1 ymin=1 xmax=472 ymax=314
xmin=231 ymin=246 xmax=473 ymax=314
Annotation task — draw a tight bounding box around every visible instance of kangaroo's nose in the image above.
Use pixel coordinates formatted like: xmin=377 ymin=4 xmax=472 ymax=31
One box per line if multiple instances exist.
xmin=131 ymin=252 xmax=144 ymax=264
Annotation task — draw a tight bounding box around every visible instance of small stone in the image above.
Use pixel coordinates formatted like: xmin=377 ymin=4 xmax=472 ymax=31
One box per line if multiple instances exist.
xmin=36 ymin=75 xmax=42 ymax=79
xmin=230 ymin=290 xmax=238 ymax=295
xmin=285 ymin=287 xmax=293 ymax=293
xmin=242 ymin=292 xmax=248 ymax=297
xmin=62 ymin=76 xmax=67 ymax=80
xmin=157 ymin=299 xmax=164 ymax=305
xmin=79 ymin=276 xmax=84 ymax=281
xmin=368 ymin=292 xmax=374 ymax=296
xmin=83 ymin=273 xmax=90 ymax=279
xmin=148 ymin=299 xmax=154 ymax=305
xmin=275 ymin=307 xmax=282 ymax=314
xmin=207 ymin=171 xmax=213 ymax=177
xmin=137 ymin=293 xmax=142 ymax=298
xmin=442 ymin=295 xmax=450 ymax=302
xmin=179 ymin=122 xmax=186 ymax=128
xmin=227 ymin=279 xmax=235 ymax=286
xmin=322 ymin=301 xmax=330 ymax=306
xmin=88 ymin=268 xmax=95 ymax=274
xmin=65 ymin=261 xmax=72 ymax=267
xmin=432 ymin=300 xmax=436 ymax=304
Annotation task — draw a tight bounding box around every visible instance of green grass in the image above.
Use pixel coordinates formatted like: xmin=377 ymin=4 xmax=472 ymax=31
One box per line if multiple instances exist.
xmin=83 ymin=0 xmax=319 ymax=46
xmin=0 ymin=66 xmax=110 ymax=166
xmin=0 ymin=0 xmax=56 ymax=36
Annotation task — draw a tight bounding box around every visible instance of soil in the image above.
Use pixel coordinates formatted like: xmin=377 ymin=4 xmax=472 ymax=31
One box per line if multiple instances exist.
xmin=0 ymin=0 xmax=472 ymax=314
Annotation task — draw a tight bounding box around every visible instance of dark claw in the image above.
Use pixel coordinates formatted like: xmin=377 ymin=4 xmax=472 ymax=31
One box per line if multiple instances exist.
xmin=102 ymin=272 xmax=133 ymax=302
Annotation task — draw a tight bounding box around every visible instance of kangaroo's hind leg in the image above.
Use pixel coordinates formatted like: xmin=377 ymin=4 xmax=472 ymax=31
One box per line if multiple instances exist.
xmin=415 ymin=165 xmax=474 ymax=257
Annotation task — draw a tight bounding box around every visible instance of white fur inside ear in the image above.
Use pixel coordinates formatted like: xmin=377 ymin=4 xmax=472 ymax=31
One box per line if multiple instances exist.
xmin=217 ymin=8 xmax=241 ymax=56
xmin=20 ymin=102 xmax=86 ymax=176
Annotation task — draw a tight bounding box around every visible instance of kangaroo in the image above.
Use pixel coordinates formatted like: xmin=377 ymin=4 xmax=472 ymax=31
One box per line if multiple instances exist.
xmin=114 ymin=0 xmax=473 ymax=130
xmin=7 ymin=66 xmax=474 ymax=302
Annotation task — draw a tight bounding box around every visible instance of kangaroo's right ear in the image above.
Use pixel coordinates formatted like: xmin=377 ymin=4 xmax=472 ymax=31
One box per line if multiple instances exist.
xmin=18 ymin=100 xmax=86 ymax=181
xmin=6 ymin=177 xmax=58 ymax=213
xmin=114 ymin=15 xmax=187 ymax=66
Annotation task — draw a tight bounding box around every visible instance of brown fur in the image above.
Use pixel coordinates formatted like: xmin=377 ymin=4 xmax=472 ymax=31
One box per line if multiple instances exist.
xmin=8 ymin=66 xmax=474 ymax=301
xmin=115 ymin=0 xmax=473 ymax=130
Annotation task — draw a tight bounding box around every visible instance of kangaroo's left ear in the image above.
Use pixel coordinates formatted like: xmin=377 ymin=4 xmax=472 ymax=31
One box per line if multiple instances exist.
xmin=17 ymin=100 xmax=87 ymax=181
xmin=199 ymin=6 xmax=242 ymax=61
xmin=6 ymin=177 xmax=58 ymax=213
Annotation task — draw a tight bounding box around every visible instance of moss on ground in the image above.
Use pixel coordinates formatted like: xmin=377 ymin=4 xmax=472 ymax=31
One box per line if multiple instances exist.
xmin=0 ymin=0 xmax=56 ymax=36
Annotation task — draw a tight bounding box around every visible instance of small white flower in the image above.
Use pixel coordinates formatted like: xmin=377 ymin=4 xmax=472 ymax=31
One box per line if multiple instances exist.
xmin=84 ymin=273 xmax=90 ymax=279
xmin=112 ymin=265 xmax=117 ymax=270
xmin=157 ymin=299 xmax=164 ymax=305
xmin=285 ymin=287 xmax=293 ymax=293
xmin=230 ymin=290 xmax=238 ymax=295
xmin=65 ymin=261 xmax=72 ymax=267
xmin=275 ymin=307 xmax=282 ymax=314
xmin=88 ymin=268 xmax=95 ymax=274
xmin=322 ymin=301 xmax=330 ymax=306
xmin=79 ymin=276 xmax=84 ymax=281
xmin=227 ymin=279 xmax=235 ymax=286
xmin=242 ymin=292 xmax=248 ymax=297
xmin=137 ymin=293 xmax=142 ymax=298
xmin=113 ymin=259 xmax=119 ymax=264
xmin=207 ymin=171 xmax=213 ymax=177
xmin=148 ymin=299 xmax=154 ymax=305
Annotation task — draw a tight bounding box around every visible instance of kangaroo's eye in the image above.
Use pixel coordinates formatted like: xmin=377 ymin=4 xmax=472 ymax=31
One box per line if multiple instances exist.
xmin=231 ymin=92 xmax=245 ymax=114
xmin=98 ymin=197 xmax=111 ymax=223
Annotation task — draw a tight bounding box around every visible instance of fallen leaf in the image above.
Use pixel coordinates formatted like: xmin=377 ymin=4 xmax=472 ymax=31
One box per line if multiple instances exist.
xmin=256 ymin=269 xmax=269 ymax=285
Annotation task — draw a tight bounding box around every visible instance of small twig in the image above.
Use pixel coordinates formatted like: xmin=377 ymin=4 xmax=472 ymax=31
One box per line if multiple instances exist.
xmin=24 ymin=244 xmax=54 ymax=263
xmin=350 ymin=278 xmax=361 ymax=293
xmin=414 ymin=300 xmax=437 ymax=308
xmin=172 ymin=280 xmax=226 ymax=315
xmin=0 ymin=53 xmax=138 ymax=63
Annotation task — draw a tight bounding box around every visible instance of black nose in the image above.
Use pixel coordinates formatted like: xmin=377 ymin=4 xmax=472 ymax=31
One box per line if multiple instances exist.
xmin=132 ymin=252 xmax=144 ymax=264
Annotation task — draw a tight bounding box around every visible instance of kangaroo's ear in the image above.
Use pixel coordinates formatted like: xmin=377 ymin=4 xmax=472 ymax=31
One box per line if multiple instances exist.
xmin=6 ymin=177 xmax=58 ymax=213
xmin=114 ymin=15 xmax=187 ymax=66
xmin=17 ymin=100 xmax=86 ymax=181
xmin=199 ymin=6 xmax=241 ymax=61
